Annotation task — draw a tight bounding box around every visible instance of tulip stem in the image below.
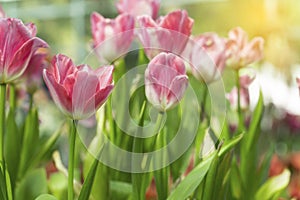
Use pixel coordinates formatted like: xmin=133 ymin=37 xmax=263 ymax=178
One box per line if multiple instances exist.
xmin=0 ymin=84 xmax=6 ymax=166
xmin=9 ymin=84 xmax=16 ymax=113
xmin=68 ymin=119 xmax=77 ymax=200
xmin=236 ymin=70 xmax=244 ymax=132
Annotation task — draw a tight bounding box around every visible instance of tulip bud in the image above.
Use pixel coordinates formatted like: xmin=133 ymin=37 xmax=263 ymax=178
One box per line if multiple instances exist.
xmin=145 ymin=52 xmax=188 ymax=111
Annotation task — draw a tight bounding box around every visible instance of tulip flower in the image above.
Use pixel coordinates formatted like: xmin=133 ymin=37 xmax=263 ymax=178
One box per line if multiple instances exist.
xmin=0 ymin=18 xmax=48 ymax=84
xmin=116 ymin=0 xmax=160 ymax=19
xmin=226 ymin=75 xmax=254 ymax=110
xmin=189 ymin=32 xmax=227 ymax=83
xmin=21 ymin=48 xmax=48 ymax=94
xmin=137 ymin=10 xmax=194 ymax=59
xmin=145 ymin=52 xmax=188 ymax=111
xmin=91 ymin=12 xmax=135 ymax=64
xmin=226 ymin=27 xmax=264 ymax=70
xmin=43 ymin=54 xmax=114 ymax=120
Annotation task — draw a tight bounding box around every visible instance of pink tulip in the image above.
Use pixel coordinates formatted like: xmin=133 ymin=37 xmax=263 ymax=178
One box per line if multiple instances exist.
xmin=0 ymin=18 xmax=48 ymax=83
xmin=0 ymin=5 xmax=5 ymax=18
xmin=226 ymin=75 xmax=255 ymax=110
xmin=91 ymin=12 xmax=135 ymax=64
xmin=145 ymin=52 xmax=188 ymax=111
xmin=116 ymin=0 xmax=160 ymax=19
xmin=43 ymin=54 xmax=114 ymax=120
xmin=189 ymin=32 xmax=227 ymax=83
xmin=226 ymin=27 xmax=264 ymax=69
xmin=21 ymin=48 xmax=48 ymax=94
xmin=137 ymin=10 xmax=194 ymax=59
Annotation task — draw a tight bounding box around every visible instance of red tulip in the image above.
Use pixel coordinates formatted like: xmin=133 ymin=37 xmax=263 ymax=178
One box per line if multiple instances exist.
xmin=226 ymin=27 xmax=264 ymax=69
xmin=91 ymin=12 xmax=135 ymax=64
xmin=137 ymin=10 xmax=194 ymax=59
xmin=116 ymin=0 xmax=160 ymax=19
xmin=0 ymin=18 xmax=48 ymax=83
xmin=43 ymin=54 xmax=114 ymax=119
xmin=189 ymin=32 xmax=227 ymax=83
xmin=21 ymin=48 xmax=48 ymax=94
xmin=145 ymin=52 xmax=188 ymax=111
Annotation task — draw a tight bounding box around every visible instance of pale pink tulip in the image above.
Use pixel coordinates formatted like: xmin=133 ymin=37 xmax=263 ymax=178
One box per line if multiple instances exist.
xmin=226 ymin=27 xmax=264 ymax=69
xmin=91 ymin=12 xmax=135 ymax=64
xmin=0 ymin=18 xmax=48 ymax=83
xmin=226 ymin=75 xmax=255 ymax=110
xmin=189 ymin=32 xmax=227 ymax=83
xmin=43 ymin=54 xmax=114 ymax=119
xmin=116 ymin=0 xmax=160 ymax=19
xmin=145 ymin=52 xmax=188 ymax=111
xmin=137 ymin=10 xmax=194 ymax=59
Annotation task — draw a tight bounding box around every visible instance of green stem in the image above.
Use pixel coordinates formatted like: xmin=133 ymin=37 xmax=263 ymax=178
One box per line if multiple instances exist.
xmin=0 ymin=84 xmax=6 ymax=166
xmin=236 ymin=70 xmax=244 ymax=133
xmin=9 ymin=84 xmax=16 ymax=113
xmin=152 ymin=112 xmax=169 ymax=200
xmin=68 ymin=119 xmax=77 ymax=200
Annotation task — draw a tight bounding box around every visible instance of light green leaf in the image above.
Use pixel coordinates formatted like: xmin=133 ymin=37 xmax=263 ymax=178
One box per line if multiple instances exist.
xmin=167 ymin=152 xmax=216 ymax=200
xmin=255 ymin=169 xmax=290 ymax=200
xmin=35 ymin=194 xmax=58 ymax=200
xmin=15 ymin=168 xmax=48 ymax=200
xmin=218 ymin=133 xmax=244 ymax=157
xmin=110 ymin=181 xmax=133 ymax=200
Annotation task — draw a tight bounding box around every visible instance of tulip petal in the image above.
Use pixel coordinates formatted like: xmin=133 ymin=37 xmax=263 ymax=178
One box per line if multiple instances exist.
xmin=166 ymin=75 xmax=188 ymax=110
xmin=43 ymin=70 xmax=72 ymax=115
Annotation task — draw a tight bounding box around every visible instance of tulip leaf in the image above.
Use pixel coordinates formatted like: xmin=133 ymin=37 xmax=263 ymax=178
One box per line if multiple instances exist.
xmin=15 ymin=168 xmax=48 ymax=200
xmin=218 ymin=133 xmax=244 ymax=157
xmin=167 ymin=151 xmax=216 ymax=200
xmin=78 ymin=144 xmax=104 ymax=200
xmin=243 ymin=91 xmax=264 ymax=153
xmin=255 ymin=169 xmax=290 ymax=200
xmin=110 ymin=181 xmax=133 ymax=200
xmin=4 ymin=109 xmax=21 ymax=190
xmin=35 ymin=194 xmax=58 ymax=200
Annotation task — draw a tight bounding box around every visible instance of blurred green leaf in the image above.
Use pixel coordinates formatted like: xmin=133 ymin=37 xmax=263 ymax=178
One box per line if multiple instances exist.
xmin=35 ymin=194 xmax=58 ymax=200
xmin=230 ymin=158 xmax=243 ymax=199
xmin=110 ymin=181 xmax=133 ymax=200
xmin=48 ymin=172 xmax=67 ymax=200
xmin=167 ymin=152 xmax=216 ymax=200
xmin=0 ymin=163 xmax=8 ymax=200
xmin=15 ymin=168 xmax=48 ymax=200
xmin=255 ymin=169 xmax=290 ymax=200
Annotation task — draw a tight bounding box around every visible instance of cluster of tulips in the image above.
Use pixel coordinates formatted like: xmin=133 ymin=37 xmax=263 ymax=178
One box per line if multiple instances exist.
xmin=0 ymin=0 xmax=295 ymax=200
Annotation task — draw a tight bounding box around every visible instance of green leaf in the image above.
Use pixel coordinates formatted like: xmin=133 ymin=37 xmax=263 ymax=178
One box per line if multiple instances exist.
xmin=18 ymin=108 xmax=40 ymax=177
xmin=255 ymin=169 xmax=290 ymax=200
xmin=48 ymin=172 xmax=67 ymax=200
xmin=83 ymin=136 xmax=109 ymax=200
xmin=167 ymin=152 xmax=216 ymax=200
xmin=35 ymin=194 xmax=58 ymax=200
xmin=15 ymin=168 xmax=48 ymax=200
xmin=230 ymin=158 xmax=243 ymax=199
xmin=5 ymin=109 xmax=21 ymax=188
xmin=78 ymin=147 xmax=104 ymax=200
xmin=0 ymin=163 xmax=8 ymax=200
xmin=110 ymin=181 xmax=133 ymax=200
xmin=244 ymin=91 xmax=264 ymax=152
xmin=218 ymin=133 xmax=244 ymax=157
